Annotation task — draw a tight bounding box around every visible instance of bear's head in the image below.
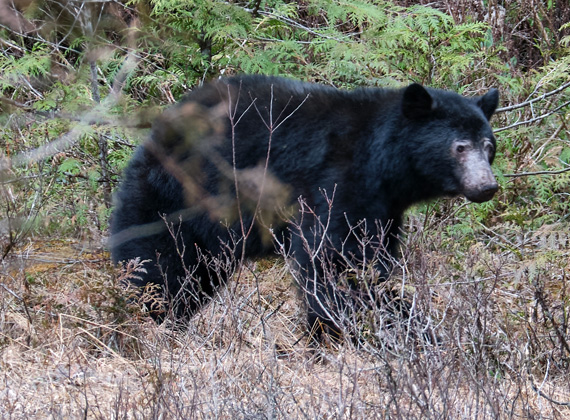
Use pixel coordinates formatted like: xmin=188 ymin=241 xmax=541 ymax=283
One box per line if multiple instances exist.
xmin=402 ymin=83 xmax=500 ymax=204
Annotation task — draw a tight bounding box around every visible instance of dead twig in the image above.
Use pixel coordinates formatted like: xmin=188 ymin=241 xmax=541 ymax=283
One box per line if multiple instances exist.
xmin=495 ymin=80 xmax=570 ymax=113
xmin=504 ymin=166 xmax=570 ymax=178
xmin=494 ymin=99 xmax=570 ymax=133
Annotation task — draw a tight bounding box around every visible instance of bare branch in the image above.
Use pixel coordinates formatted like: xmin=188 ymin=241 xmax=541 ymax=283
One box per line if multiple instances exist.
xmin=495 ymin=80 xmax=570 ymax=113
xmin=256 ymin=10 xmax=360 ymax=43
xmin=529 ymin=381 xmax=570 ymax=407
xmin=494 ymin=99 xmax=570 ymax=133
xmin=504 ymin=166 xmax=570 ymax=178
xmin=5 ymin=53 xmax=138 ymax=169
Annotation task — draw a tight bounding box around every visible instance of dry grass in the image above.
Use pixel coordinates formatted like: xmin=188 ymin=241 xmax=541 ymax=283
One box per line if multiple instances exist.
xmin=1 ymin=217 xmax=570 ymax=419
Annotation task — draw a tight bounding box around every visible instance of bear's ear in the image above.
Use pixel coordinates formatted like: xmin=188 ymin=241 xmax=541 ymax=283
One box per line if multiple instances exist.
xmin=402 ymin=83 xmax=435 ymax=119
xmin=476 ymin=88 xmax=499 ymax=121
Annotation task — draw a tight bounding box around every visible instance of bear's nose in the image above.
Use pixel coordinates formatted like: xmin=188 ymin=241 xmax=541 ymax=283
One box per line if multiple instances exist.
xmin=470 ymin=183 xmax=498 ymax=203
xmin=482 ymin=182 xmax=499 ymax=195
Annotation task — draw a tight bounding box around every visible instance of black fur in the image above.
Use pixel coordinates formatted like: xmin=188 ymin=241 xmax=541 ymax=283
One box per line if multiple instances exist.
xmin=110 ymin=75 xmax=499 ymax=336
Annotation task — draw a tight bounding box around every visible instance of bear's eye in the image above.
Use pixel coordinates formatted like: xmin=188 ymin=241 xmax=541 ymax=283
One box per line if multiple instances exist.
xmin=456 ymin=145 xmax=466 ymax=153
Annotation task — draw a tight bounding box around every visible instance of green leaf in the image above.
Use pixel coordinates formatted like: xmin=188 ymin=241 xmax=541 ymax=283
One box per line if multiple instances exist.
xmin=58 ymin=158 xmax=82 ymax=175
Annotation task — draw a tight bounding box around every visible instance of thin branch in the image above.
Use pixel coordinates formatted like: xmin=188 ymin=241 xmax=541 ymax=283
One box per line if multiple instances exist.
xmin=504 ymin=166 xmax=570 ymax=178
xmin=495 ymin=80 xmax=570 ymax=113
xmin=0 ymin=22 xmax=82 ymax=56
xmin=534 ymin=277 xmax=570 ymax=356
xmin=529 ymin=380 xmax=570 ymax=407
xmin=0 ymin=96 xmax=36 ymax=112
xmin=250 ymin=0 xmax=262 ymax=17
xmin=5 ymin=53 xmax=138 ymax=169
xmin=494 ymin=99 xmax=570 ymax=133
xmin=256 ymin=10 xmax=358 ymax=43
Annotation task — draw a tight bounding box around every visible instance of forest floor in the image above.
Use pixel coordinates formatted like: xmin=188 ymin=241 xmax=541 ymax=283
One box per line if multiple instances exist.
xmin=1 ymin=218 xmax=570 ymax=419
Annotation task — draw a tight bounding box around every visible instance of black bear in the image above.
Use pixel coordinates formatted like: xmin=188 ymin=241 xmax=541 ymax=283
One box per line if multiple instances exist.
xmin=110 ymin=75 xmax=499 ymax=337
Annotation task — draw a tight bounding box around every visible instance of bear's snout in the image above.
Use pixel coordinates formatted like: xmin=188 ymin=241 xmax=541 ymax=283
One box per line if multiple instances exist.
xmin=459 ymin=146 xmax=498 ymax=203
xmin=465 ymin=182 xmax=498 ymax=203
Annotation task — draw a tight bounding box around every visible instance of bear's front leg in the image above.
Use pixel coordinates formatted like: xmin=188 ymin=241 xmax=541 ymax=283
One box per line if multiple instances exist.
xmin=293 ymin=224 xmax=397 ymax=343
xmin=292 ymin=245 xmax=366 ymax=343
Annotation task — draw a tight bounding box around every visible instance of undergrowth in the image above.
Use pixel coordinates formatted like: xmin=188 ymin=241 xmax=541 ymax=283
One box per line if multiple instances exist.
xmin=1 ymin=217 xmax=569 ymax=418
